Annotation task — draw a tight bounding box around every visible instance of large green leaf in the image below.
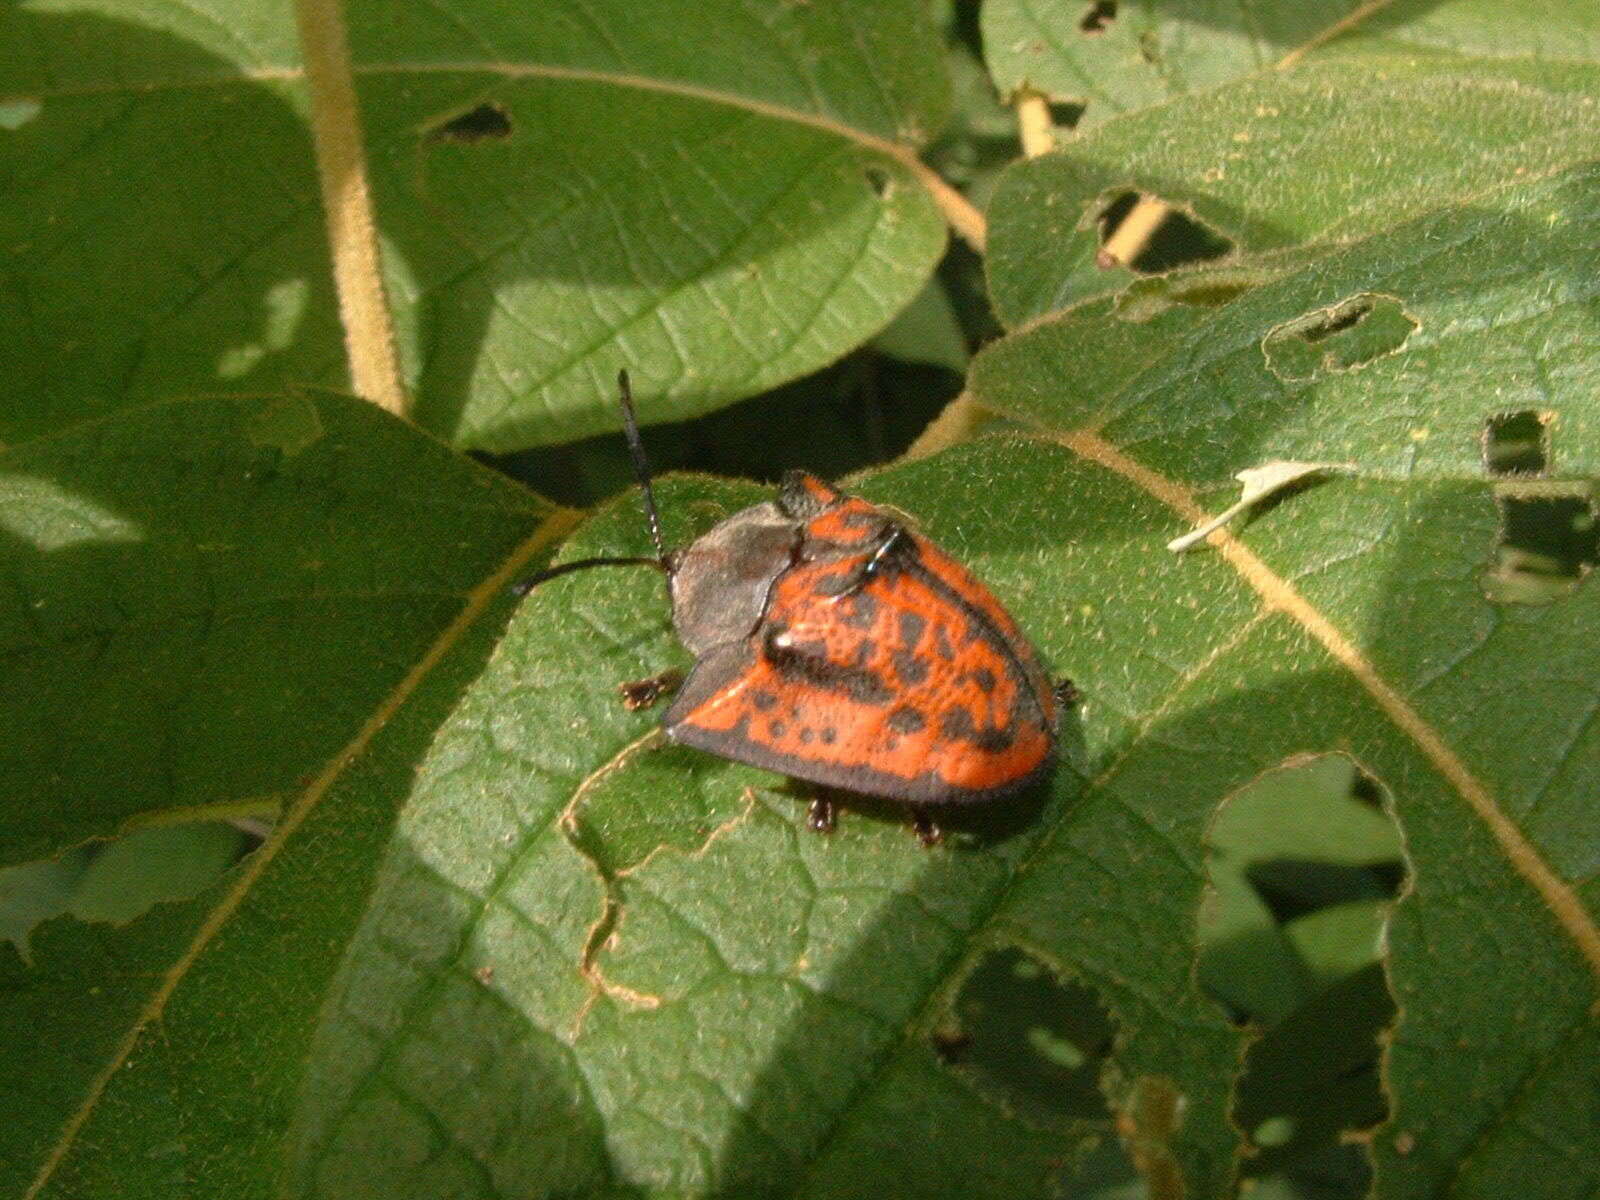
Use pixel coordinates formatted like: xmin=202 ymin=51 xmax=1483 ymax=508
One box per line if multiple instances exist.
xmin=1 ymin=0 xmax=951 ymax=450
xmin=985 ymin=50 xmax=1600 ymax=325
xmin=0 ymin=391 xmax=572 ymax=1197
xmin=980 ymin=0 xmax=1369 ymax=123
xmin=267 ymin=149 xmax=1600 ymax=1200
xmin=969 ymin=160 xmax=1600 ymax=1196
xmin=281 ymin=453 xmax=1252 ymax=1199
xmin=0 ymin=392 xmax=556 ymax=862
xmin=977 ymin=163 xmax=1600 ymax=481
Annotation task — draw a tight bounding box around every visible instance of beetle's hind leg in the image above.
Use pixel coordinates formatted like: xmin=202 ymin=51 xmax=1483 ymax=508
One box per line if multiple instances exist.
xmin=907 ymin=805 xmax=943 ymax=848
xmin=805 ymin=794 xmax=838 ymax=834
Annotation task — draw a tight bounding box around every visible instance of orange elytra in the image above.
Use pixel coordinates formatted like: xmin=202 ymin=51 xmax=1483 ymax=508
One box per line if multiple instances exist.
xmin=517 ymin=372 xmax=1071 ymax=836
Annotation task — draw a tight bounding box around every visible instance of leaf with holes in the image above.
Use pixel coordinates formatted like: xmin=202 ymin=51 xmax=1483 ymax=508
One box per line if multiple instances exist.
xmin=981 ymin=0 xmax=1377 ymax=127
xmin=982 ymin=0 xmax=1600 ymax=136
xmin=970 ymin=151 xmax=1600 ymax=1195
xmin=0 ymin=391 xmax=570 ymax=1197
xmin=269 ymin=114 xmax=1600 ymax=1200
xmin=280 ymin=452 xmax=1253 ymax=1200
xmin=986 ymin=46 xmax=1600 ymax=325
xmin=1 ymin=0 xmax=954 ymax=449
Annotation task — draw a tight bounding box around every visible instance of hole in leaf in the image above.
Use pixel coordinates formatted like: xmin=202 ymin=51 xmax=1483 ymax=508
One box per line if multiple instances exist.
xmin=1079 ymin=1 xmax=1117 ymax=33
xmin=1 ymin=823 xmax=256 ymax=963
xmin=1201 ymin=754 xmax=1404 ymax=1192
xmin=1235 ymin=965 xmax=1393 ymax=1182
xmin=1483 ymin=488 xmax=1598 ymax=605
xmin=1114 ymin=264 xmax=1280 ymax=321
xmin=1095 ymin=191 xmax=1233 ymax=275
xmin=426 ymin=101 xmax=513 ymax=144
xmin=934 ymin=946 xmax=1115 ymax=1126
xmin=863 ymin=165 xmax=892 ymax=198
xmin=1262 ymin=293 xmax=1418 ymax=382
xmin=1482 ymin=410 xmax=1550 ymax=476
xmin=1246 ymin=859 xmax=1404 ymax=925
xmin=1047 ymin=99 xmax=1087 ymax=129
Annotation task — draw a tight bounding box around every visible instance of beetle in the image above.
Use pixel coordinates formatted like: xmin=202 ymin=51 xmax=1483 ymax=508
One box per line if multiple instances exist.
xmin=519 ymin=372 xmax=1072 ymax=841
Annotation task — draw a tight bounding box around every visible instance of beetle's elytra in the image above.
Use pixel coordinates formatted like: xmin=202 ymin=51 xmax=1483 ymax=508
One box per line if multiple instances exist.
xmin=518 ymin=372 xmax=1068 ymax=829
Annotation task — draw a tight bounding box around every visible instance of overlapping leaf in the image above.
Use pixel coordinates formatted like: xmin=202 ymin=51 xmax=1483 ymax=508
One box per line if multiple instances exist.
xmin=0 ymin=0 xmax=951 ymax=449
xmin=981 ymin=0 xmax=1369 ymax=123
xmin=0 ymin=392 xmax=566 ymax=1196
xmin=970 ymin=158 xmax=1600 ymax=1195
xmin=9 ymin=3 xmax=1600 ymax=1198
xmin=985 ymin=52 xmax=1600 ymax=325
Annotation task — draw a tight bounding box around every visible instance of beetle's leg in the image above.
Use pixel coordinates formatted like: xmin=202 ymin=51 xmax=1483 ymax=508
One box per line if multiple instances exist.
xmin=1053 ymin=678 xmax=1082 ymax=709
xmin=618 ymin=668 xmax=685 ymax=711
xmin=806 ymin=795 xmax=838 ymax=834
xmin=839 ymin=525 xmax=910 ymax=597
xmin=908 ymin=806 xmax=943 ymax=848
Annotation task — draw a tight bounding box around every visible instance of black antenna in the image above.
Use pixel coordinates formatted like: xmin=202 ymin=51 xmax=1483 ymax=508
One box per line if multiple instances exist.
xmin=615 ymin=369 xmax=666 ymax=561
xmin=511 ymin=370 xmax=671 ymax=597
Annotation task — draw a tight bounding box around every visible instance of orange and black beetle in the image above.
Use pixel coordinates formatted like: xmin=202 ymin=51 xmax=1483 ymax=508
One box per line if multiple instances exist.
xmin=519 ymin=373 xmax=1072 ymax=838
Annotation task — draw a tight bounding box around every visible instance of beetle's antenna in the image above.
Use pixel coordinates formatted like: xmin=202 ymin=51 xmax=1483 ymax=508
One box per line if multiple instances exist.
xmin=616 ymin=369 xmax=667 ymax=563
xmin=510 ymin=370 xmax=672 ymax=598
xmin=511 ymin=555 xmax=663 ymax=596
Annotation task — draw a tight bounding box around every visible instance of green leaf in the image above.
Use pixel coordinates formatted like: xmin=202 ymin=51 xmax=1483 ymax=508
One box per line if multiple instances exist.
xmin=2 ymin=393 xmax=573 ymax=1198
xmin=969 ymin=151 xmax=1600 ymax=1194
xmin=1 ymin=0 xmax=954 ymax=449
xmin=872 ymin=280 xmax=970 ymax=374
xmin=976 ymin=163 xmax=1600 ymax=484
xmin=980 ymin=0 xmax=1369 ymax=124
xmin=0 ymin=391 xmax=556 ymax=863
xmin=281 ymin=449 xmax=1253 ymax=1198
xmin=985 ymin=52 xmax=1600 ymax=325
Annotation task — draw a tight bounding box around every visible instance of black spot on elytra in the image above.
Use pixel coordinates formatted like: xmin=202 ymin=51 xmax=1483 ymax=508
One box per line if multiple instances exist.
xmin=969 ymin=667 xmax=997 ymax=695
xmin=932 ymin=625 xmax=957 ymax=662
xmin=897 ymin=610 xmax=926 ymax=647
xmin=751 ymin=689 xmax=779 ymax=711
xmin=820 ymin=728 xmax=837 ymax=745
xmin=888 ymin=707 xmax=926 ymax=734
xmin=837 ymin=590 xmax=879 ymax=629
xmin=800 ymin=728 xmax=814 ymax=745
xmin=763 ymin=627 xmax=892 ymax=705
xmin=892 ymin=645 xmax=929 ymax=687
xmin=770 ymin=719 xmax=787 ymax=738
xmin=814 ymin=566 xmax=858 ymax=596
xmin=892 ymin=611 xmax=930 ymax=684
xmin=941 ymin=707 xmax=1015 ymax=753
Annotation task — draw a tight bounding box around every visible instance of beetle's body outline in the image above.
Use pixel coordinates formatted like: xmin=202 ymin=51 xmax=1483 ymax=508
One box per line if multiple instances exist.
xmin=518 ymin=372 xmax=1066 ymax=825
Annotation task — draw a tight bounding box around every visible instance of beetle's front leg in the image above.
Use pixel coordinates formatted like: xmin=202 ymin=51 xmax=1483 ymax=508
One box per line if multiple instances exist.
xmin=619 ymin=667 xmax=685 ymax=711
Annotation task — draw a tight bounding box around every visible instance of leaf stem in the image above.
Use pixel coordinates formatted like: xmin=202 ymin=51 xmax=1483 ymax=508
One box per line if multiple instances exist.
xmin=1015 ymin=91 xmax=1056 ymax=159
xmin=293 ymin=0 xmax=408 ymax=417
